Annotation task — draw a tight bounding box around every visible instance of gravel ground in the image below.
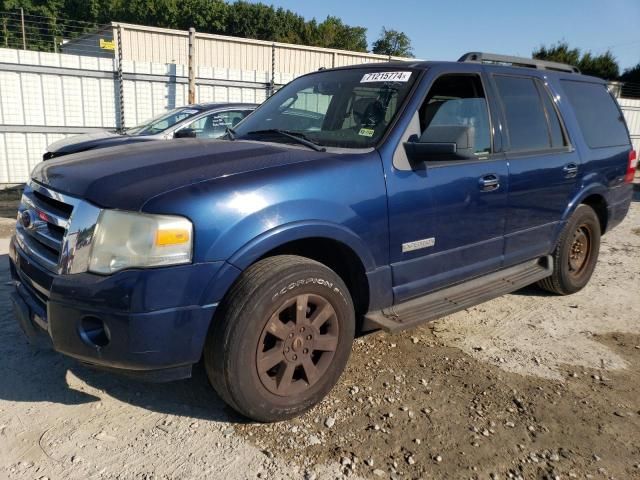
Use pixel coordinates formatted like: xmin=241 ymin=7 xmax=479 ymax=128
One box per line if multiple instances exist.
xmin=0 ymin=199 xmax=638 ymax=480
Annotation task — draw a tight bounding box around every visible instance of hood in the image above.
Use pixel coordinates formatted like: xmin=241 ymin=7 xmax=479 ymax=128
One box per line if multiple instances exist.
xmin=46 ymin=131 xmax=155 ymax=155
xmin=32 ymin=139 xmax=328 ymax=210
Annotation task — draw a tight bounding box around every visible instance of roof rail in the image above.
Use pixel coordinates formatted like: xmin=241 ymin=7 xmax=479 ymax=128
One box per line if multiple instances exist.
xmin=458 ymin=52 xmax=580 ymax=74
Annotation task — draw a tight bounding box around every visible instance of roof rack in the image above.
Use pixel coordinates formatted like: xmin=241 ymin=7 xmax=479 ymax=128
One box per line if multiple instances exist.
xmin=458 ymin=52 xmax=580 ymax=74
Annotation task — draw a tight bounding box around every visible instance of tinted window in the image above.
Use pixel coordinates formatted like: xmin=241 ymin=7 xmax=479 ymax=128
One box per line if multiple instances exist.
xmin=561 ymin=81 xmax=629 ymax=148
xmin=419 ymin=74 xmax=491 ymax=155
xmin=494 ymin=76 xmax=550 ymax=151
xmin=538 ymin=83 xmax=566 ymax=148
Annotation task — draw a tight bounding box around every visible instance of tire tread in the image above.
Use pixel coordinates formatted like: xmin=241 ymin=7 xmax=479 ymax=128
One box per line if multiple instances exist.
xmin=205 ymin=255 xmax=349 ymax=421
xmin=537 ymin=204 xmax=600 ymax=295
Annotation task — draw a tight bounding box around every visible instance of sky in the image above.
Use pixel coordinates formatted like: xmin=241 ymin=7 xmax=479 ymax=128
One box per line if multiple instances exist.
xmin=244 ymin=0 xmax=640 ymax=71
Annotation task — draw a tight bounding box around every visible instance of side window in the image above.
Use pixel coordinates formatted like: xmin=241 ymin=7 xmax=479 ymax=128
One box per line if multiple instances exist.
xmin=494 ymin=75 xmax=552 ymax=151
xmin=187 ymin=110 xmax=250 ymax=138
xmin=561 ymin=81 xmax=629 ymax=149
xmin=418 ymin=74 xmax=492 ymax=156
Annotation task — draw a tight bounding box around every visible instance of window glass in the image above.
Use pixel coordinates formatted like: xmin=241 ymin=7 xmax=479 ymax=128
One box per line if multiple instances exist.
xmin=538 ymin=83 xmax=566 ymax=148
xmin=419 ymin=74 xmax=491 ymax=156
xmin=561 ymin=81 xmax=629 ymax=148
xmin=233 ymin=68 xmax=418 ymax=148
xmin=494 ymin=76 xmax=550 ymax=151
xmin=187 ymin=110 xmax=250 ymax=138
xmin=279 ymin=87 xmax=333 ymax=132
xmin=126 ymin=108 xmax=201 ymax=136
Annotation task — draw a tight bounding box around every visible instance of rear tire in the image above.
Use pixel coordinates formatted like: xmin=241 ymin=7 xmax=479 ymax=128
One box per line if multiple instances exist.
xmin=537 ymin=204 xmax=601 ymax=295
xmin=204 ymin=255 xmax=355 ymax=422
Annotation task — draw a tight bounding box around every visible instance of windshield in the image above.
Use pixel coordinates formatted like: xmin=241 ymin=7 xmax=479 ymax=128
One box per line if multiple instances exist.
xmin=233 ymin=68 xmax=418 ymax=148
xmin=126 ymin=108 xmax=202 ymax=136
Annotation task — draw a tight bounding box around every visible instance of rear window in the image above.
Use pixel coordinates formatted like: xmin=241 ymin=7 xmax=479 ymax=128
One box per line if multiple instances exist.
xmin=561 ymin=81 xmax=629 ymax=149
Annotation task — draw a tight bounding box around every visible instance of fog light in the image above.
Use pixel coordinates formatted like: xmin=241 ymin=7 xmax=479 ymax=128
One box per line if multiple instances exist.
xmin=79 ymin=316 xmax=110 ymax=348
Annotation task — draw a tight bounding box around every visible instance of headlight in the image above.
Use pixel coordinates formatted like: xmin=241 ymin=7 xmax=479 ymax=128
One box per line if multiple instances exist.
xmin=88 ymin=210 xmax=193 ymax=274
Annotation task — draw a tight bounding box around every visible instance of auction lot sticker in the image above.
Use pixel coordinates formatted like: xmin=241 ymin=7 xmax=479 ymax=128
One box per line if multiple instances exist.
xmin=361 ymin=71 xmax=412 ymax=83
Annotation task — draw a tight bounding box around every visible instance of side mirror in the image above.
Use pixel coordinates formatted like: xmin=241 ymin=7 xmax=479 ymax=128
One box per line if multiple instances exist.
xmin=404 ymin=135 xmax=458 ymax=163
xmin=174 ymin=128 xmax=196 ymax=139
xmin=404 ymin=125 xmax=476 ymax=164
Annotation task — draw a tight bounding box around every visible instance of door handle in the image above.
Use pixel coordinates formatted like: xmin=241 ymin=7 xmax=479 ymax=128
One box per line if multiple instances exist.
xmin=479 ymin=174 xmax=500 ymax=192
xmin=563 ymin=162 xmax=579 ymax=178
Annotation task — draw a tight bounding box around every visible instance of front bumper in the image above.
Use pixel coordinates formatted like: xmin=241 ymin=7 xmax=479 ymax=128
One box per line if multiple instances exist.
xmin=9 ymin=237 xmax=222 ymax=381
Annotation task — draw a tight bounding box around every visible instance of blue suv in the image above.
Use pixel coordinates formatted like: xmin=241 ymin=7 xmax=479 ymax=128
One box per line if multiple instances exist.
xmin=9 ymin=52 xmax=636 ymax=421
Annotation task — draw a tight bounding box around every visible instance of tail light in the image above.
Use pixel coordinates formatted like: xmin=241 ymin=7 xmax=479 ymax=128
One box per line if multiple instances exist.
xmin=625 ymin=149 xmax=637 ymax=184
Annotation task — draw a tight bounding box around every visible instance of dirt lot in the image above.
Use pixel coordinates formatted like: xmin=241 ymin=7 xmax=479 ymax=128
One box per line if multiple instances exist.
xmin=0 ymin=197 xmax=639 ymax=480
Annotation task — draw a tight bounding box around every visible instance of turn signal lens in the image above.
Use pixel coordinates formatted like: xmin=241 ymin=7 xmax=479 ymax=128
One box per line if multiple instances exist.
xmin=156 ymin=229 xmax=190 ymax=246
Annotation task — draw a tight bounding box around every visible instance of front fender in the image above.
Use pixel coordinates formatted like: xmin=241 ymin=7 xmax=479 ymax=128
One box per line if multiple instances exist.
xmin=226 ymin=220 xmax=378 ymax=271
xmin=140 ymin=151 xmax=389 ymax=305
xmin=195 ymin=221 xmax=378 ymax=308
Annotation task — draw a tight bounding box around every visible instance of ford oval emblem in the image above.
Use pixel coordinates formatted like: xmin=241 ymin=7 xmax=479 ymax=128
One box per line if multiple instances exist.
xmin=20 ymin=210 xmax=36 ymax=230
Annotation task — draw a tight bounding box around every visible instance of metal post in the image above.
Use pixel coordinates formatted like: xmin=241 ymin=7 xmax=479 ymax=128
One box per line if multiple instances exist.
xmin=188 ymin=27 xmax=196 ymax=104
xmin=270 ymin=42 xmax=276 ymax=97
xmin=116 ymin=26 xmax=125 ymax=132
xmin=332 ymin=52 xmax=337 ymax=68
xmin=51 ymin=17 xmax=57 ymax=53
xmin=20 ymin=8 xmax=26 ymax=50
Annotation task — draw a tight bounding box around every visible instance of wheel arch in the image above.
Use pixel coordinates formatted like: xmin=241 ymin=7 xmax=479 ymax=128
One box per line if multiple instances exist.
xmin=580 ymin=193 xmax=608 ymax=234
xmin=225 ymin=222 xmax=376 ymax=319
xmin=556 ymin=184 xmax=609 ymax=243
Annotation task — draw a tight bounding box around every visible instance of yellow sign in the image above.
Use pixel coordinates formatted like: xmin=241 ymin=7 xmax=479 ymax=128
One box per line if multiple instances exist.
xmin=99 ymin=38 xmax=115 ymax=51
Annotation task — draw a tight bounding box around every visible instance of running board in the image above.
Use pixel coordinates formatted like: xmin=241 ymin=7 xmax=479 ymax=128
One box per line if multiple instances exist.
xmin=363 ymin=256 xmax=553 ymax=333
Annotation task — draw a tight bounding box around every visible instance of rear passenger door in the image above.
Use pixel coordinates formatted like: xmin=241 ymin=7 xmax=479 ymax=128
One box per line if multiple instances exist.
xmin=492 ymin=74 xmax=581 ymax=266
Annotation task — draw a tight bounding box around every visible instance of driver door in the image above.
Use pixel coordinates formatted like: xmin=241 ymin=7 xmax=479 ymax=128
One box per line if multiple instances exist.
xmin=384 ymin=68 xmax=508 ymax=303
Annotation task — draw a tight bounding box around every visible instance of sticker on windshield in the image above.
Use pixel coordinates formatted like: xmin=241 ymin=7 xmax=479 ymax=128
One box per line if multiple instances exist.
xmin=182 ymin=109 xmax=200 ymax=115
xmin=360 ymin=71 xmax=412 ymax=83
xmin=358 ymin=128 xmax=375 ymax=137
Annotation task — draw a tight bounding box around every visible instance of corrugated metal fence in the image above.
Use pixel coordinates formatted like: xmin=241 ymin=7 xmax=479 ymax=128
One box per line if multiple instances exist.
xmin=618 ymin=98 xmax=640 ymax=153
xmin=114 ymin=23 xmax=406 ymax=75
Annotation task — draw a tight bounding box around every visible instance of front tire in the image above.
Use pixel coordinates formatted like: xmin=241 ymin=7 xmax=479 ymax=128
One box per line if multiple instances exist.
xmin=538 ymin=204 xmax=601 ymax=295
xmin=204 ymin=255 xmax=355 ymax=422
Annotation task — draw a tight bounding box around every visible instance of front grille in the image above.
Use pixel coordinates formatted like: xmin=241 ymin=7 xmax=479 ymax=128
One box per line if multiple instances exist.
xmin=16 ymin=182 xmax=75 ymax=273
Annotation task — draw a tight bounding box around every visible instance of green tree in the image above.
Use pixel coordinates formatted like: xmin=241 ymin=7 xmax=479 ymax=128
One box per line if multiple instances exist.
xmin=371 ymin=27 xmax=413 ymax=57
xmin=316 ymin=16 xmax=367 ymax=52
xmin=172 ymin=0 xmax=228 ymax=33
xmin=619 ymin=63 xmax=640 ymax=98
xmin=1 ymin=0 xmax=374 ymax=53
xmin=620 ymin=63 xmax=640 ymax=83
xmin=533 ymin=41 xmax=619 ymax=80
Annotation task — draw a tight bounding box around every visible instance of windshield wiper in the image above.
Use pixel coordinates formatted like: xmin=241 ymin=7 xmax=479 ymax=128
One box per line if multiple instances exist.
xmin=244 ymin=129 xmax=326 ymax=152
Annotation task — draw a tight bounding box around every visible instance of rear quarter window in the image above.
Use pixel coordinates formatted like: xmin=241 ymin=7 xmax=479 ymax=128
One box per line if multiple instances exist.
xmin=561 ymin=81 xmax=629 ymax=149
